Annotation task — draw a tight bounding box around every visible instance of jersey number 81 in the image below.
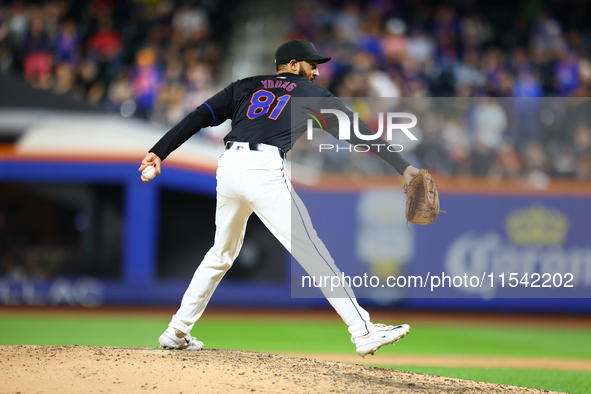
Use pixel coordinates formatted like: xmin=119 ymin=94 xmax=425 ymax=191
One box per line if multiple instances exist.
xmin=246 ymin=89 xmax=291 ymax=120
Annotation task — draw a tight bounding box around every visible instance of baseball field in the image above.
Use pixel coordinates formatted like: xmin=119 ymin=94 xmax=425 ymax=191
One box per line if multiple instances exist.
xmin=1 ymin=306 xmax=590 ymax=393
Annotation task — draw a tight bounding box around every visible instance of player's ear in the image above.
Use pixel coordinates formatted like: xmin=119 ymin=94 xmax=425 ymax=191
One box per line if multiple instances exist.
xmin=289 ymin=59 xmax=299 ymax=72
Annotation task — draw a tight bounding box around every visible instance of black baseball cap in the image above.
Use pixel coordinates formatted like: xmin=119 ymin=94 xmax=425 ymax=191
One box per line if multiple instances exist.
xmin=275 ymin=40 xmax=331 ymax=65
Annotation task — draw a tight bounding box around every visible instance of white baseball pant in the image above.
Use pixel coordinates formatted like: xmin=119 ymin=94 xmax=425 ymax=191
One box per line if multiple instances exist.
xmin=168 ymin=143 xmax=374 ymax=338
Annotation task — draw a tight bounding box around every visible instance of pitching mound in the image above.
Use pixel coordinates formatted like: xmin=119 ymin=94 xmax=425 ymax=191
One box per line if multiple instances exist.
xmin=0 ymin=345 xmax=559 ymax=393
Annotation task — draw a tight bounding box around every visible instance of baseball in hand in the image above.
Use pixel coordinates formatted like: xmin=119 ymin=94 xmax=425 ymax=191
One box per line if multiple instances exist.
xmin=142 ymin=165 xmax=157 ymax=180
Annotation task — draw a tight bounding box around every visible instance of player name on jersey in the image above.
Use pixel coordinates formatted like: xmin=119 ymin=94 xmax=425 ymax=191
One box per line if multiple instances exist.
xmin=260 ymin=79 xmax=298 ymax=91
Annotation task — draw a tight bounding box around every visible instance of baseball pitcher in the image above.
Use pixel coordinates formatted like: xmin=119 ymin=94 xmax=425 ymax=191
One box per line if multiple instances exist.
xmin=139 ymin=40 xmax=421 ymax=357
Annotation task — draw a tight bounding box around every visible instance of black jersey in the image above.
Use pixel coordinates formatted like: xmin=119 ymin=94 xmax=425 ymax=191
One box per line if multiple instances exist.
xmin=220 ymin=73 xmax=331 ymax=150
xmin=150 ymin=72 xmax=410 ymax=174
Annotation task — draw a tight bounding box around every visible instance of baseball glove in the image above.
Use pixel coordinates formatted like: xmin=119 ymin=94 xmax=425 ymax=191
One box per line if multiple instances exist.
xmin=404 ymin=169 xmax=444 ymax=229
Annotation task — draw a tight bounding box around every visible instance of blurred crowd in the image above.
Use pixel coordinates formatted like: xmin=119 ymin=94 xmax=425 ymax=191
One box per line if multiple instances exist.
xmin=0 ymin=0 xmax=231 ymax=132
xmin=286 ymin=0 xmax=591 ymax=181
xmin=1 ymin=0 xmax=591 ymax=181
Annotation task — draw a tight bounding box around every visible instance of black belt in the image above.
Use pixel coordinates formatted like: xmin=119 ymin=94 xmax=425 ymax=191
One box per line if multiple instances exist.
xmin=225 ymin=141 xmax=286 ymax=159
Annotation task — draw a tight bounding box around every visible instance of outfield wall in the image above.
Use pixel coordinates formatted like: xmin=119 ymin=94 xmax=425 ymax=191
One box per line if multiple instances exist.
xmin=1 ymin=155 xmax=590 ymax=313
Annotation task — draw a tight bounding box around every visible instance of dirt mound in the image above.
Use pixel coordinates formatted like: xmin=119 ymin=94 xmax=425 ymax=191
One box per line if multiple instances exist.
xmin=0 ymin=345 xmax=560 ymax=393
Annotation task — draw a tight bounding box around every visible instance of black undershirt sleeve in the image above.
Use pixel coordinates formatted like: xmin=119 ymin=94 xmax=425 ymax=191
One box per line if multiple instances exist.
xmin=149 ymin=85 xmax=234 ymax=160
xmin=347 ymin=123 xmax=411 ymax=175
xmin=149 ymin=105 xmax=214 ymax=160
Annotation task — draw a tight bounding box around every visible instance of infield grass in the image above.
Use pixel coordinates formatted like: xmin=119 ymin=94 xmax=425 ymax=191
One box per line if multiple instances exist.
xmin=2 ymin=315 xmax=590 ymax=359
xmin=390 ymin=366 xmax=591 ymax=394
xmin=0 ymin=311 xmax=589 ymax=393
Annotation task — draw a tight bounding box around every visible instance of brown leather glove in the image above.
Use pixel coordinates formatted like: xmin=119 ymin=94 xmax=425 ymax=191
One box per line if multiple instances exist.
xmin=404 ymin=169 xmax=444 ymax=227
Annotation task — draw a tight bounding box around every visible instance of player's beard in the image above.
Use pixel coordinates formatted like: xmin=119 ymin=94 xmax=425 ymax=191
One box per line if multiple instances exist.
xmin=298 ymin=65 xmax=315 ymax=83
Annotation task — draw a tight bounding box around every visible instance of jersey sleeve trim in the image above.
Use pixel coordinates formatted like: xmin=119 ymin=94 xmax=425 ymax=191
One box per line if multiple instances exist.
xmin=204 ymin=102 xmax=217 ymax=126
